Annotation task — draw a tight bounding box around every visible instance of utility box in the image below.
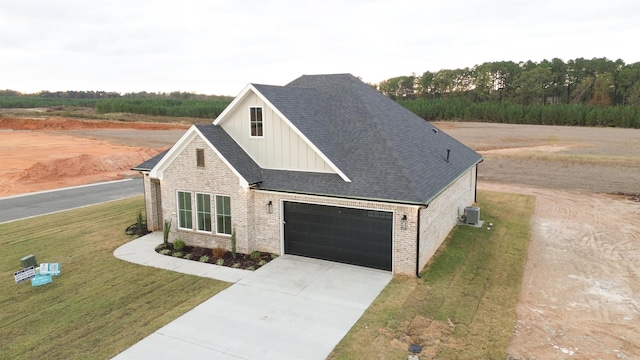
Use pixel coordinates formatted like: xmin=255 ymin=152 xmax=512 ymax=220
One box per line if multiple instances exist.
xmin=464 ymin=207 xmax=480 ymax=225
xmin=20 ymin=255 xmax=37 ymax=269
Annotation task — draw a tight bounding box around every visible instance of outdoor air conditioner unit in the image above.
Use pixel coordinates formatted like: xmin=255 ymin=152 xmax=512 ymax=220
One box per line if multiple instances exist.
xmin=20 ymin=254 xmax=38 ymax=269
xmin=464 ymin=207 xmax=480 ymax=225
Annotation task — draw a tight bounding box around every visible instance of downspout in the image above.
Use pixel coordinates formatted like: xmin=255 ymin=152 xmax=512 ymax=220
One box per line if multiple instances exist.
xmin=415 ymin=205 xmax=428 ymax=278
xmin=474 ymin=161 xmax=482 ymax=203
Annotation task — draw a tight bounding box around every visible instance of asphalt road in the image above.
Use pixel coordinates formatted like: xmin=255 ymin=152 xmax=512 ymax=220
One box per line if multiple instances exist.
xmin=0 ymin=178 xmax=144 ymax=224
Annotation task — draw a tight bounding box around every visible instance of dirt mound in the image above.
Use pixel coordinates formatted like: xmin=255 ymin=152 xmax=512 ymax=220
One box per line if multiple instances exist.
xmin=0 ymin=116 xmax=189 ymax=131
xmin=18 ymin=149 xmax=161 ymax=182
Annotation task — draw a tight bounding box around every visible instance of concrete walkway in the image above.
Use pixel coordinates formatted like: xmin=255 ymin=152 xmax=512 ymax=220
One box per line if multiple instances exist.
xmin=113 ymin=233 xmax=392 ymax=360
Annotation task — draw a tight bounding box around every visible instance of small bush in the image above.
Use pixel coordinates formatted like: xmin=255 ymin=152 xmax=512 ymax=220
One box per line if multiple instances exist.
xmin=173 ymin=239 xmax=185 ymax=251
xmin=250 ymin=251 xmax=261 ymax=260
xmin=199 ymin=255 xmax=209 ymax=263
xmin=184 ymin=253 xmax=193 ymax=260
xmin=270 ymin=253 xmax=279 ymax=260
xmin=212 ymin=246 xmax=227 ymax=258
xmin=232 ymin=262 xmax=240 ymax=268
xmin=258 ymin=259 xmax=267 ymax=266
xmin=172 ymin=252 xmax=183 ymax=258
xmin=216 ymin=258 xmax=224 ymax=266
xmin=159 ymin=249 xmax=171 ymax=255
xmin=246 ymin=266 xmax=255 ymax=271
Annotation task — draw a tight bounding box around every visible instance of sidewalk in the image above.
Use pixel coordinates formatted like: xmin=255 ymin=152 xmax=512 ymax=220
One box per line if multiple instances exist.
xmin=113 ymin=232 xmax=251 ymax=283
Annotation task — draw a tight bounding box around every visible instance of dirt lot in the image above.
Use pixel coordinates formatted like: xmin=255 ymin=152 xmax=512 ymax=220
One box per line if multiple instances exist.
xmin=0 ymin=116 xmax=187 ymax=197
xmin=1 ymin=116 xmax=639 ymax=358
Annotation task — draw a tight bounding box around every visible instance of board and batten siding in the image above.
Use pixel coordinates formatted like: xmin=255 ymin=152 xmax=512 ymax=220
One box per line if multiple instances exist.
xmin=219 ymin=91 xmax=335 ymax=173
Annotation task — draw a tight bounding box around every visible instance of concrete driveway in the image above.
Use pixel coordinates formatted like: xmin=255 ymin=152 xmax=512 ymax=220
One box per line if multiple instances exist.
xmin=113 ymin=255 xmax=392 ymax=360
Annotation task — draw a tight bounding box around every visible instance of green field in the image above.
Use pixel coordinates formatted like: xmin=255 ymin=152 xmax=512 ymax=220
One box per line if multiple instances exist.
xmin=0 ymin=197 xmax=228 ymax=359
xmin=330 ymin=190 xmax=535 ymax=359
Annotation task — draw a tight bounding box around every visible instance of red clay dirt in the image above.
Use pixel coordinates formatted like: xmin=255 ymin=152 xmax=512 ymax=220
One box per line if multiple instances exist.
xmin=0 ymin=116 xmax=186 ymax=197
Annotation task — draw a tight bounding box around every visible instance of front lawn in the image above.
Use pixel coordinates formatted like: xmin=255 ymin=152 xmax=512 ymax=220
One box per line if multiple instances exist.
xmin=329 ymin=190 xmax=535 ymax=359
xmin=0 ymin=196 xmax=228 ymax=359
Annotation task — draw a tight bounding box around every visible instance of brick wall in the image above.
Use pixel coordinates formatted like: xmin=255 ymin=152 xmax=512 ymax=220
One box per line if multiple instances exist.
xmin=160 ymin=135 xmax=251 ymax=253
xmin=418 ymin=166 xmax=477 ymax=272
xmin=148 ymin=131 xmax=476 ymax=277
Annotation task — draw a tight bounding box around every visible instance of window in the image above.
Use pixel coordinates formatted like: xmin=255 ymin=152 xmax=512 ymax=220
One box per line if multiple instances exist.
xmin=196 ymin=193 xmax=211 ymax=232
xmin=196 ymin=148 xmax=205 ymax=167
xmin=177 ymin=191 xmax=192 ymax=229
xmin=250 ymin=107 xmax=263 ymax=137
xmin=215 ymin=195 xmax=231 ymax=235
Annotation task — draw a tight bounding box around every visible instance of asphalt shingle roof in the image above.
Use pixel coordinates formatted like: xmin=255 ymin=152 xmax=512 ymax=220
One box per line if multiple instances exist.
xmin=256 ymin=74 xmax=482 ymax=204
xmin=136 ymin=74 xmax=482 ymax=205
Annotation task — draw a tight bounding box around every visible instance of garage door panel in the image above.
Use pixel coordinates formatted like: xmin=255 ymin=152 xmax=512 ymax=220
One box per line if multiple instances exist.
xmin=284 ymin=202 xmax=392 ymax=271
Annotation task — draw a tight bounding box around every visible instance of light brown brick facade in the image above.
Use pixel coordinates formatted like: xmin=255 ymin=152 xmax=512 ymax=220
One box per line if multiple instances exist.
xmin=143 ymin=133 xmax=477 ymax=276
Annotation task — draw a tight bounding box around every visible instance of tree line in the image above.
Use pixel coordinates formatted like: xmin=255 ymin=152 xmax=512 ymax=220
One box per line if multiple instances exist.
xmin=379 ymin=57 xmax=640 ymax=106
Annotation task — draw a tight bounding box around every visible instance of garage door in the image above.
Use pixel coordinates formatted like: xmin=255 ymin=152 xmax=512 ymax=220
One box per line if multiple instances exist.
xmin=283 ymin=202 xmax=392 ymax=271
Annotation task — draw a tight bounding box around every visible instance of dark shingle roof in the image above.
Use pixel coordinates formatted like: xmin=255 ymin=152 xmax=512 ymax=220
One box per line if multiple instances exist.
xmin=194 ymin=124 xmax=263 ymax=185
xmin=255 ymin=74 xmax=483 ymax=204
xmin=136 ymin=74 xmax=482 ymax=205
xmin=132 ymin=149 xmax=170 ymax=171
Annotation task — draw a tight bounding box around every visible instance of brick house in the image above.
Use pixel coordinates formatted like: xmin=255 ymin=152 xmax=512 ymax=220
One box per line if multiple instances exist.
xmin=133 ymin=74 xmax=482 ymax=276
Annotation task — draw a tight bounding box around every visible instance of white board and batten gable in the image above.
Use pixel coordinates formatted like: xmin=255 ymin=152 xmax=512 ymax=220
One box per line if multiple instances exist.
xmin=214 ymin=84 xmax=349 ymax=181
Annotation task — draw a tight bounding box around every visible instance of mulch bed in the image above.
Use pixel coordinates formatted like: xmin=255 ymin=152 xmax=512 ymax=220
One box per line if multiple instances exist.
xmin=154 ymin=244 xmax=275 ymax=270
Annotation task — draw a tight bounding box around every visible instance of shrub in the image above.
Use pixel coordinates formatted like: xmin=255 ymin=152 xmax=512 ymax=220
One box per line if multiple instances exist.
xmin=173 ymin=239 xmax=185 ymax=251
xmin=246 ymin=266 xmax=255 ymax=271
xmin=184 ymin=253 xmax=193 ymax=260
xmin=231 ymin=228 xmax=237 ymax=258
xmin=172 ymin=252 xmax=183 ymax=258
xmin=258 ymin=260 xmax=267 ymax=266
xmin=250 ymin=251 xmax=261 ymax=260
xmin=199 ymin=255 xmax=209 ymax=263
xmin=216 ymin=258 xmax=224 ymax=266
xmin=212 ymin=246 xmax=227 ymax=258
xmin=270 ymin=253 xmax=279 ymax=260
xmin=163 ymin=219 xmax=171 ymax=247
xmin=232 ymin=262 xmax=240 ymax=268
xmin=136 ymin=210 xmax=146 ymax=235
xmin=159 ymin=249 xmax=171 ymax=255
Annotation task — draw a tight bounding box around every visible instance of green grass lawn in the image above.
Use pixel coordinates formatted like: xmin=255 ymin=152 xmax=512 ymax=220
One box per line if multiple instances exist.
xmin=330 ymin=190 xmax=535 ymax=359
xmin=0 ymin=197 xmax=228 ymax=359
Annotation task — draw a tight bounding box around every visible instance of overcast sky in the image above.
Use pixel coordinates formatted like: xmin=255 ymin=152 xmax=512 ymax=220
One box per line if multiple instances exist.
xmin=1 ymin=0 xmax=638 ymax=96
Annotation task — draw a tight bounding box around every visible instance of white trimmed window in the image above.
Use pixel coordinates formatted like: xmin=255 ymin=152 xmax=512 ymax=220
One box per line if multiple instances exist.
xmin=215 ymin=195 xmax=232 ymax=235
xmin=250 ymin=107 xmax=263 ymax=137
xmin=177 ymin=191 xmax=192 ymax=229
xmin=196 ymin=193 xmax=211 ymax=232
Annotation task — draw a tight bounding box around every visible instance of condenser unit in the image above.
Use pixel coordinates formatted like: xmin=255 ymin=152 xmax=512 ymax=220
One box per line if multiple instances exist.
xmin=464 ymin=206 xmax=480 ymax=225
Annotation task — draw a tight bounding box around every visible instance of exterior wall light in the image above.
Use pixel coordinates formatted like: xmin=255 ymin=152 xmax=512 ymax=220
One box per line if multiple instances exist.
xmin=401 ymin=215 xmax=408 ymax=230
xmin=267 ymin=201 xmax=273 ymax=214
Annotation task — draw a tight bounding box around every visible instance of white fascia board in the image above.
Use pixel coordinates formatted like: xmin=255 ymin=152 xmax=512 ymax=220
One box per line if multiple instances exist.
xmin=192 ymin=126 xmax=250 ymax=188
xmin=218 ymin=84 xmax=351 ymax=182
xmin=213 ymin=83 xmax=254 ymax=126
xmin=149 ymin=126 xmax=198 ymax=180
xmin=149 ymin=125 xmax=250 ymax=188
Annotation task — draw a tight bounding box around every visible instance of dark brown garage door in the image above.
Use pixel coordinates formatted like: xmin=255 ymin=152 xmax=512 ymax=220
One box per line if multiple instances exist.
xmin=283 ymin=202 xmax=392 ymax=271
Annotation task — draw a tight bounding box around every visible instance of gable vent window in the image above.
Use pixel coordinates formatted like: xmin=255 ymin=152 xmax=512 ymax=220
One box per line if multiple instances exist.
xmin=196 ymin=148 xmax=205 ymax=167
xmin=250 ymin=106 xmax=263 ymax=137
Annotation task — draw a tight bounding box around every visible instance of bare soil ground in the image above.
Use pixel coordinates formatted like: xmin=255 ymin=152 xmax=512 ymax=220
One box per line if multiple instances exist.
xmin=436 ymin=122 xmax=640 ymax=359
xmin=2 ymin=116 xmax=638 ymax=358
xmin=0 ymin=116 xmax=187 ymax=197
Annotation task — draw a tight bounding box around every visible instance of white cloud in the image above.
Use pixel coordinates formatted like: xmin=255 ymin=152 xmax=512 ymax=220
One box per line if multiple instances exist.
xmin=0 ymin=0 xmax=638 ymax=95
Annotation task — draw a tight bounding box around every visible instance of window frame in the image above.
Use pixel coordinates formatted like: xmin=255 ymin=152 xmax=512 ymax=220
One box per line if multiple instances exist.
xmin=176 ymin=191 xmax=193 ymax=230
xmin=249 ymin=106 xmax=264 ymax=138
xmin=196 ymin=148 xmax=205 ymax=167
xmin=215 ymin=194 xmax=232 ymax=235
xmin=195 ymin=193 xmax=212 ymax=232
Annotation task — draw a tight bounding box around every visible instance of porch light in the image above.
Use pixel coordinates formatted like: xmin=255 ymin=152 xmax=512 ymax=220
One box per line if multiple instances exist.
xmin=401 ymin=215 xmax=408 ymax=230
xmin=267 ymin=201 xmax=273 ymax=214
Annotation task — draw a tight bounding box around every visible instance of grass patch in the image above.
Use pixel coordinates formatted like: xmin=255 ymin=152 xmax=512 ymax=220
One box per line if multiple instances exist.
xmin=0 ymin=197 xmax=228 ymax=359
xmin=329 ymin=190 xmax=535 ymax=359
